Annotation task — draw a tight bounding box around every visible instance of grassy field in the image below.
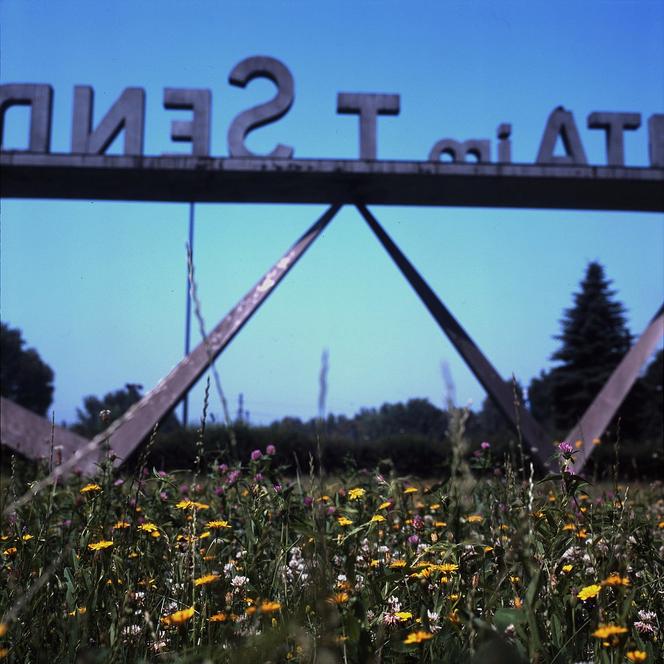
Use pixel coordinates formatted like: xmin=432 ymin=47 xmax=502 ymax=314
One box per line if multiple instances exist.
xmin=1 ymin=435 xmax=662 ymax=663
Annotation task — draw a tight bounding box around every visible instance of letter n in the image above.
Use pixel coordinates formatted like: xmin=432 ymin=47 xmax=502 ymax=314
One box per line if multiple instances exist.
xmin=72 ymin=87 xmax=145 ymax=155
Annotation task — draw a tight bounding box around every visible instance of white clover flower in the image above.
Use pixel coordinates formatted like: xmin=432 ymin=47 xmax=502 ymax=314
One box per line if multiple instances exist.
xmin=231 ymin=575 xmax=249 ymax=590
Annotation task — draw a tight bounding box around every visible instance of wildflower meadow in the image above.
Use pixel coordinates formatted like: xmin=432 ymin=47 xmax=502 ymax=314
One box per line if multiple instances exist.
xmin=1 ymin=421 xmax=662 ymax=663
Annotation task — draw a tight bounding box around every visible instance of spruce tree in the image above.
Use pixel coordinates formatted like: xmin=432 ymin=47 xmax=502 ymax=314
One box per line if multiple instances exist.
xmin=549 ymin=262 xmax=632 ymax=431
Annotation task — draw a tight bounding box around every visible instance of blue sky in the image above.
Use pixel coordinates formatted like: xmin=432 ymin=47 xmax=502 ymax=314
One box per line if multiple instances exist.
xmin=1 ymin=0 xmax=663 ymax=427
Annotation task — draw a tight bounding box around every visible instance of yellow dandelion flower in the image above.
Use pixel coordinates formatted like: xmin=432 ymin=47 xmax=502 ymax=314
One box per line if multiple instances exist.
xmin=467 ymin=515 xmax=483 ymax=524
xmin=337 ymin=516 xmax=353 ymax=527
xmin=370 ymin=514 xmax=385 ymax=523
xmin=0 ymin=623 xmax=7 ymax=637
xmin=209 ymin=612 xmax=228 ymax=622
xmin=658 ymin=520 xmax=664 ymax=529
xmin=562 ymin=523 xmax=576 ymax=531
xmin=378 ymin=501 xmax=392 ymax=510
xmin=577 ymin=584 xmax=602 ymax=601
xmin=403 ymin=487 xmax=418 ymax=495
xmin=138 ymin=522 xmax=158 ymax=533
xmin=601 ymin=573 xmax=630 ymax=587
xmin=430 ymin=503 xmax=441 ymax=509
xmin=592 ymin=437 xmax=601 ymax=446
xmin=206 ymin=520 xmax=232 ymax=529
xmin=259 ymin=600 xmax=282 ymax=613
xmin=327 ymin=592 xmax=349 ymax=605
xmin=434 ymin=521 xmax=447 ymax=528
xmin=404 ymin=630 xmax=433 ymax=644
xmin=161 ymin=606 xmax=195 ymax=626
xmin=67 ymin=606 xmax=87 ymax=617
xmin=437 ymin=563 xmax=459 ymax=573
xmin=626 ymin=651 xmax=647 ymax=662
xmin=576 ymin=529 xmax=588 ymax=540
xmin=449 ymin=593 xmax=460 ymax=601
xmin=370 ymin=559 xmax=380 ymax=568
xmin=410 ymin=569 xmax=432 ymax=579
xmin=113 ymin=521 xmax=130 ymax=529
xmin=591 ymin=624 xmax=628 ymax=639
xmin=562 ymin=564 xmax=573 ymax=573
xmin=194 ymin=574 xmax=220 ymax=587
xmin=21 ymin=534 xmax=33 ymax=541
xmin=575 ymin=439 xmax=583 ymax=449
xmin=0 ymin=648 xmax=9 ymax=659
xmin=395 ymin=611 xmax=413 ymax=621
xmin=88 ymin=540 xmax=113 ymax=551
xmin=403 ymin=629 xmax=431 ymax=644
xmin=348 ymin=488 xmax=366 ymax=501
xmin=80 ymin=483 xmax=102 ymax=494
xmin=389 ymin=560 xmax=407 ymax=569
xmin=175 ymin=500 xmax=210 ymax=510
xmin=483 ymin=546 xmax=494 ymax=553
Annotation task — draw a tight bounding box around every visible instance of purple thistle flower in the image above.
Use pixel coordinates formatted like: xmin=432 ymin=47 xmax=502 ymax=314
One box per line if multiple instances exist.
xmin=559 ymin=441 xmax=574 ymax=456
xmin=226 ymin=470 xmax=241 ymax=485
xmin=266 ymin=444 xmax=276 ymax=455
xmin=250 ymin=449 xmax=263 ymax=461
xmin=481 ymin=441 xmax=491 ymax=450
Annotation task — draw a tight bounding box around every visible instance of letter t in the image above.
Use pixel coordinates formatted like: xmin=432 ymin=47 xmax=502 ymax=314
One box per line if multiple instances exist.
xmin=337 ymin=93 xmax=400 ymax=160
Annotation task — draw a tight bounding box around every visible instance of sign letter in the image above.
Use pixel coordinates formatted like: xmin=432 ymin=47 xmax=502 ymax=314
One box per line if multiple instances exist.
xmin=0 ymin=84 xmax=53 ymax=152
xmin=164 ymin=88 xmax=211 ymax=156
xmin=227 ymin=56 xmax=294 ymax=158
xmin=72 ymin=86 xmax=145 ymax=155
xmin=429 ymin=139 xmax=490 ymax=163
xmin=536 ymin=107 xmax=587 ymax=165
xmin=587 ymin=112 xmax=641 ymax=166
xmin=497 ymin=123 xmax=511 ymax=162
xmin=337 ymin=93 xmax=400 ymax=160
xmin=648 ymin=114 xmax=664 ymax=168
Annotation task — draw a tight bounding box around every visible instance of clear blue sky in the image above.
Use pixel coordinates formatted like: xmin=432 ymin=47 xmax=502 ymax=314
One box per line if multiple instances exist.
xmin=1 ymin=0 xmax=663 ymax=427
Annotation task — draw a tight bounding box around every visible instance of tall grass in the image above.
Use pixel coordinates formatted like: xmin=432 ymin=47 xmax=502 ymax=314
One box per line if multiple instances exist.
xmin=1 ymin=425 xmax=662 ymax=663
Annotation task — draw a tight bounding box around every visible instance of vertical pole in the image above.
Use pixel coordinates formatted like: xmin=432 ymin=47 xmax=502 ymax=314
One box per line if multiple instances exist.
xmin=182 ymin=202 xmax=194 ymax=427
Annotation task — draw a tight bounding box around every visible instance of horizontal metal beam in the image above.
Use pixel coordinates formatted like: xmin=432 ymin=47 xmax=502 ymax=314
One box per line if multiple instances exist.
xmin=2 ymin=152 xmax=663 ymax=211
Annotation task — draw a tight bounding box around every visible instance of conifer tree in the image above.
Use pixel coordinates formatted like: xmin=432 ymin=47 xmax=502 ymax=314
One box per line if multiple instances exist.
xmin=549 ymin=262 xmax=632 ymax=431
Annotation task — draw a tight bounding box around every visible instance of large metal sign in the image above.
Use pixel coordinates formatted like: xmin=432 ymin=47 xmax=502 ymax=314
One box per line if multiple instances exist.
xmin=1 ymin=55 xmax=663 ymax=487
xmin=1 ymin=56 xmax=663 ymax=209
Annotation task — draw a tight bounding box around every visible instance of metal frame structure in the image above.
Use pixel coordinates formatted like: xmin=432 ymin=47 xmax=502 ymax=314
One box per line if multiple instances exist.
xmin=2 ymin=191 xmax=662 ymax=476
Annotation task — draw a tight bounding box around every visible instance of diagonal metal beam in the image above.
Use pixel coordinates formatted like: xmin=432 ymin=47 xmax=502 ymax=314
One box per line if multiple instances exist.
xmin=569 ymin=303 xmax=664 ymax=474
xmin=1 ymin=397 xmax=96 ymax=473
xmin=356 ymin=203 xmax=553 ymax=470
xmin=83 ymin=204 xmax=341 ymax=468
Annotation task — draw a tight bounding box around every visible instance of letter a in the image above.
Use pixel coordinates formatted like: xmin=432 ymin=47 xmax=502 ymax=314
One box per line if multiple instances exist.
xmin=536 ymin=107 xmax=587 ymax=165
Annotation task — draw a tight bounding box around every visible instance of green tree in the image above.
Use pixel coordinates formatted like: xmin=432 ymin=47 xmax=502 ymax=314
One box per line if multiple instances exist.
xmin=0 ymin=321 xmax=54 ymax=416
xmin=72 ymin=382 xmax=181 ymax=438
xmin=549 ymin=262 xmax=632 ymax=432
